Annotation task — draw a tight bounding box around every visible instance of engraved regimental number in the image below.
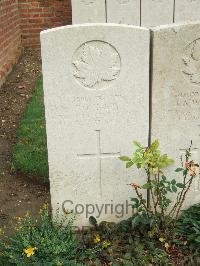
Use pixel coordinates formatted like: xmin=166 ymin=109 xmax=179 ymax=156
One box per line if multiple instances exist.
xmin=72 ymin=41 xmax=121 ymax=90
xmin=182 ymin=38 xmax=200 ymax=85
xmin=77 ymin=130 xmax=120 ymax=197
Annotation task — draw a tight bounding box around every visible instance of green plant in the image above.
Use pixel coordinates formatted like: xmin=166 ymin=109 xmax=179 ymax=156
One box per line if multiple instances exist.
xmin=176 ymin=204 xmax=200 ymax=254
xmin=81 ymin=217 xmax=172 ymax=265
xmin=0 ymin=204 xmax=81 ymax=265
xmin=120 ymin=140 xmax=199 ymax=238
xmin=12 ymin=78 xmax=48 ymax=179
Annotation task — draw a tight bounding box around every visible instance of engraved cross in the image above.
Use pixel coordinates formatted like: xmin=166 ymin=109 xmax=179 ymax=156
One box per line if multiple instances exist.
xmin=77 ymin=130 xmax=120 ymax=196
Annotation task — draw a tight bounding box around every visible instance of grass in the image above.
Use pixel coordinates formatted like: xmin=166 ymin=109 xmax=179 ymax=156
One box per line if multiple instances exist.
xmin=12 ymin=78 xmax=49 ymax=179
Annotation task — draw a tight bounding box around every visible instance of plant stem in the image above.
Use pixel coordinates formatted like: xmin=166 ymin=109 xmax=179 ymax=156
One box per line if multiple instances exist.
xmin=175 ymin=176 xmax=193 ymax=220
xmin=135 ymin=187 xmax=150 ymax=214
xmin=146 ymin=170 xmax=151 ymax=211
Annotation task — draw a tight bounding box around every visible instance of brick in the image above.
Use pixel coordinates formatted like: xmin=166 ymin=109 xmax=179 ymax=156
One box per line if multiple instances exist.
xmin=0 ymin=0 xmax=72 ymax=87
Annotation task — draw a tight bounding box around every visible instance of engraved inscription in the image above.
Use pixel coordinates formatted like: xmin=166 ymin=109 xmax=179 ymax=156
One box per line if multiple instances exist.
xmin=77 ymin=130 xmax=120 ymax=196
xmin=173 ymin=90 xmax=200 ymax=121
xmin=72 ymin=41 xmax=121 ymax=90
xmin=151 ymin=0 xmax=164 ymax=2
xmin=117 ymin=0 xmax=130 ymax=4
xmin=182 ymin=38 xmax=200 ymax=85
xmin=49 ymin=94 xmax=129 ymax=125
xmin=81 ymin=0 xmax=96 ymax=5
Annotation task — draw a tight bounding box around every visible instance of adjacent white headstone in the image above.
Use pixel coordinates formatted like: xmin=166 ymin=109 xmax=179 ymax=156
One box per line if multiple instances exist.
xmin=141 ymin=0 xmax=174 ymax=27
xmin=41 ymin=24 xmax=150 ymax=226
xmin=71 ymin=0 xmax=106 ymax=24
xmin=107 ymin=0 xmax=140 ymax=25
xmin=151 ymin=22 xmax=200 ymax=209
xmin=175 ymin=0 xmax=200 ymax=23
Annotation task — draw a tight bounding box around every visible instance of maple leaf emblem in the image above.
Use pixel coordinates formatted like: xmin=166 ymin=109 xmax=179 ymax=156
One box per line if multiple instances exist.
xmin=182 ymin=39 xmax=200 ymax=84
xmin=73 ymin=42 xmax=120 ymax=89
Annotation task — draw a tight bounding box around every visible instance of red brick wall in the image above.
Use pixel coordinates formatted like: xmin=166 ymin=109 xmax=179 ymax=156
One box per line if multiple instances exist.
xmin=18 ymin=0 xmax=72 ymax=49
xmin=0 ymin=0 xmax=22 ymax=87
xmin=0 ymin=0 xmax=72 ymax=87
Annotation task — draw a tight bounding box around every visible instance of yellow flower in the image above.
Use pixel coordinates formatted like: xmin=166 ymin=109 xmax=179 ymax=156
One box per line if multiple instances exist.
xmin=43 ymin=203 xmax=48 ymax=209
xmin=15 ymin=216 xmax=20 ymax=221
xmin=25 ymin=211 xmax=30 ymax=217
xmin=56 ymin=261 xmax=64 ymax=266
xmin=108 ymin=248 xmax=113 ymax=255
xmin=102 ymin=240 xmax=111 ymax=248
xmin=0 ymin=228 xmax=4 ymax=236
xmin=159 ymin=237 xmax=165 ymax=243
xmin=164 ymin=242 xmax=170 ymax=251
xmin=94 ymin=234 xmax=101 ymax=244
xmin=24 ymin=247 xmax=37 ymax=258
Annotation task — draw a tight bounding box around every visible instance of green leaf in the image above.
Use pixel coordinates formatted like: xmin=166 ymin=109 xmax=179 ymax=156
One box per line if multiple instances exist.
xmin=89 ymin=216 xmax=97 ymax=227
xmin=126 ymin=161 xmax=134 ymax=168
xmin=172 ymin=186 xmax=177 ymax=193
xmin=183 ymin=169 xmax=188 ymax=176
xmin=175 ymin=168 xmax=183 ymax=172
xmin=119 ymin=156 xmax=130 ymax=161
xmin=176 ymin=183 xmax=186 ymax=189
xmin=131 ymin=198 xmax=139 ymax=204
xmin=166 ymin=186 xmax=172 ymax=192
xmin=171 ymin=179 xmax=176 ymax=185
xmin=151 ymin=139 xmax=159 ymax=150
xmin=132 ymin=215 xmax=141 ymax=228
xmin=133 ymin=141 xmax=142 ymax=147
xmin=142 ymin=183 xmax=151 ymax=189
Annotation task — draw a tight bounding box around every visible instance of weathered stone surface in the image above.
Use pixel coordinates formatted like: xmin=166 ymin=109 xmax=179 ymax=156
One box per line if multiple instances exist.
xmin=71 ymin=0 xmax=106 ymax=24
xmin=141 ymin=0 xmax=174 ymax=27
xmin=41 ymin=24 xmax=149 ymax=226
xmin=107 ymin=0 xmax=140 ymax=25
xmin=151 ymin=23 xmax=200 ymax=209
xmin=175 ymin=0 xmax=200 ymax=23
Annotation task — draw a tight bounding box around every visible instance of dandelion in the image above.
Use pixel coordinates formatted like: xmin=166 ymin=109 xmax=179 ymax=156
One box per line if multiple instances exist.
xmin=24 ymin=247 xmax=37 ymax=258
xmin=94 ymin=234 xmax=101 ymax=244
xmin=102 ymin=240 xmax=111 ymax=248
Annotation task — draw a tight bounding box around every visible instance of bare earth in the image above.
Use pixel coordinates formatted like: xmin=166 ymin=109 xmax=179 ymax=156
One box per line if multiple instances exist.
xmin=0 ymin=49 xmax=50 ymax=232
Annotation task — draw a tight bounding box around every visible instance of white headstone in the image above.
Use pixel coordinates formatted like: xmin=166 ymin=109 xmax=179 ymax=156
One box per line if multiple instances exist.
xmin=175 ymin=0 xmax=200 ymax=23
xmin=71 ymin=0 xmax=106 ymax=24
xmin=107 ymin=0 xmax=140 ymax=25
xmin=141 ymin=0 xmax=174 ymax=27
xmin=41 ymin=24 xmax=150 ymax=226
xmin=151 ymin=23 xmax=200 ymax=209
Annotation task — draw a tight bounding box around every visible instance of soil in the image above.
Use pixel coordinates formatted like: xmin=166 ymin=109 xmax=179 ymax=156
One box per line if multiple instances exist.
xmin=0 ymin=49 xmax=50 ymax=233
